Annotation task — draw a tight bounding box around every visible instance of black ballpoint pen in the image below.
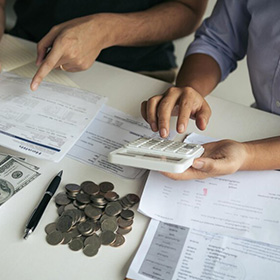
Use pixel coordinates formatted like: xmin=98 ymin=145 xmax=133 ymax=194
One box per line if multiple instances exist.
xmin=23 ymin=170 xmax=63 ymax=240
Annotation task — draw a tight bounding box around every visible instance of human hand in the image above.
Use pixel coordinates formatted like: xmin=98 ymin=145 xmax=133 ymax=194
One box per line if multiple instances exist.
xmin=141 ymin=86 xmax=211 ymax=138
xmin=161 ymin=139 xmax=248 ymax=180
xmin=30 ymin=15 xmax=107 ymax=91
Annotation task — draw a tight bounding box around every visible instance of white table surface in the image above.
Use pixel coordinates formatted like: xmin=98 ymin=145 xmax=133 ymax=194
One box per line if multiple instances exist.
xmin=1 ymin=39 xmax=280 ymax=280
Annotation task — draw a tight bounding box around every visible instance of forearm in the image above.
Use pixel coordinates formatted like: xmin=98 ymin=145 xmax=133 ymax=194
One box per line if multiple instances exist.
xmin=0 ymin=0 xmax=5 ymax=40
xmin=176 ymin=53 xmax=221 ymax=96
xmin=242 ymin=137 xmax=280 ymax=170
xmin=94 ymin=0 xmax=207 ymax=47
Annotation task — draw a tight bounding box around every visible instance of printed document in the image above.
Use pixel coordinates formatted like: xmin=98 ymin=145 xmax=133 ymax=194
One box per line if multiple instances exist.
xmin=0 ymin=34 xmax=78 ymax=88
xmin=0 ymin=72 xmax=106 ymax=161
xmin=139 ymin=133 xmax=280 ymax=245
xmin=127 ymin=219 xmax=280 ymax=280
xmin=68 ymin=105 xmax=166 ymax=179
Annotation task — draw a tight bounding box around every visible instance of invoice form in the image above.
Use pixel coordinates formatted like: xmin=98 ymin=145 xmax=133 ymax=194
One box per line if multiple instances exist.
xmin=127 ymin=219 xmax=280 ymax=280
xmin=0 ymin=73 xmax=106 ymax=161
xmin=139 ymin=134 xmax=280 ymax=245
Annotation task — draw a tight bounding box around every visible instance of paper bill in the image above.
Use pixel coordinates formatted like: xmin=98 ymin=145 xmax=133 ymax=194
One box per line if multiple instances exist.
xmin=0 ymin=156 xmax=40 ymax=205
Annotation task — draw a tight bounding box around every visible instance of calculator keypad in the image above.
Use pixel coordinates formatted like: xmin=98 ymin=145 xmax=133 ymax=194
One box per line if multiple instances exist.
xmin=126 ymin=138 xmax=200 ymax=156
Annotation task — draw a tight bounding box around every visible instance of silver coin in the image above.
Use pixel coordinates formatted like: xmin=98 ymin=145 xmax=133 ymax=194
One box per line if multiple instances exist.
xmin=45 ymin=222 xmax=57 ymax=234
xmin=68 ymin=237 xmax=83 ymax=251
xmin=46 ymin=231 xmax=64 ymax=245
xmin=126 ymin=193 xmax=140 ymax=205
xmin=65 ymin=183 xmax=82 ymax=194
xmin=117 ymin=216 xmax=133 ymax=228
xmin=56 ymin=215 xmax=73 ymax=232
xmin=90 ymin=194 xmax=107 ymax=205
xmin=83 ymin=244 xmax=99 ymax=257
xmin=101 ymin=218 xmax=118 ymax=232
xmin=61 ymin=232 xmax=73 ymax=244
xmin=84 ymin=234 xmax=101 ymax=248
xmin=116 ymin=226 xmax=132 ymax=235
xmin=120 ymin=209 xmax=134 ymax=220
xmin=110 ymin=233 xmax=125 ymax=247
xmin=55 ymin=192 xmax=71 ymax=206
xmin=84 ymin=204 xmax=102 ymax=219
xmin=69 ymin=227 xmax=82 ymax=238
xmin=0 ymin=179 xmax=14 ymax=205
xmin=81 ymin=181 xmax=100 ymax=195
xmin=99 ymin=181 xmax=114 ymax=193
xmin=100 ymin=230 xmax=116 ymax=245
xmin=77 ymin=220 xmax=94 ymax=235
xmin=104 ymin=191 xmax=119 ymax=202
xmin=57 ymin=205 xmax=65 ymax=216
xmin=76 ymin=193 xmax=91 ymax=204
xmin=64 ymin=203 xmax=77 ymax=211
xmin=105 ymin=201 xmax=122 ymax=216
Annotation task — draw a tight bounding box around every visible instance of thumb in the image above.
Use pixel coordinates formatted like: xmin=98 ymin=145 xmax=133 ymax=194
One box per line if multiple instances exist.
xmin=192 ymin=157 xmax=226 ymax=173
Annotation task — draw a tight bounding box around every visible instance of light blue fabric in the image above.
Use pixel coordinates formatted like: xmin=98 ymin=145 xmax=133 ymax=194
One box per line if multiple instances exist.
xmin=186 ymin=0 xmax=280 ymax=115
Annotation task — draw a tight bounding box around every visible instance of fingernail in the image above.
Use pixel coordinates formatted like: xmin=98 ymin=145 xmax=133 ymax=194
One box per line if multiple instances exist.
xmin=31 ymin=82 xmax=38 ymax=91
xmin=160 ymin=128 xmax=167 ymax=138
xmin=151 ymin=122 xmax=158 ymax=131
xmin=178 ymin=124 xmax=185 ymax=133
xmin=192 ymin=160 xmax=204 ymax=169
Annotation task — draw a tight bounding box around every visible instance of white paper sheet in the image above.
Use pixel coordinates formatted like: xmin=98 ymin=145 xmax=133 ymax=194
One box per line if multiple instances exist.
xmin=139 ymin=133 xmax=280 ymax=245
xmin=68 ymin=105 xmax=173 ymax=179
xmin=127 ymin=219 xmax=280 ymax=280
xmin=0 ymin=72 xmax=107 ymax=162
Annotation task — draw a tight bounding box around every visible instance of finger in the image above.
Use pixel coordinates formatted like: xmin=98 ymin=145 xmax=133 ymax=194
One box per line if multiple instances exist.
xmin=160 ymin=167 xmax=205 ymax=180
xmin=36 ymin=29 xmax=59 ymax=65
xmin=141 ymin=101 xmax=148 ymax=122
xmin=192 ymin=157 xmax=235 ymax=176
xmin=194 ymin=102 xmax=212 ymax=131
xmin=31 ymin=46 xmax=63 ymax=91
xmin=157 ymin=88 xmax=181 ymax=138
xmin=176 ymin=88 xmax=196 ymax=134
xmin=146 ymin=95 xmax=163 ymax=132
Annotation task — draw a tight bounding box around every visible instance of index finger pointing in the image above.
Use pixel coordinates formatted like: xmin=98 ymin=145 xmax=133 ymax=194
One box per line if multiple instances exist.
xmin=30 ymin=47 xmax=63 ymax=91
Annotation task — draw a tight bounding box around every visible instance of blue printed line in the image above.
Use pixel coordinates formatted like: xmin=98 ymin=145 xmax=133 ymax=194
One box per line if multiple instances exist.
xmin=0 ymin=129 xmax=61 ymax=152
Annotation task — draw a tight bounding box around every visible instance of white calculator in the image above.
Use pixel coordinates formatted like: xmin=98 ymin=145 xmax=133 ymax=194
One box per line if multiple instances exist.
xmin=108 ymin=137 xmax=204 ymax=173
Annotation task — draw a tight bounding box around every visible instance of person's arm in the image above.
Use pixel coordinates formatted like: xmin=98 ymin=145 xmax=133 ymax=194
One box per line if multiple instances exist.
xmin=30 ymin=0 xmax=208 ymax=90
xmin=142 ymin=0 xmax=250 ymax=138
xmin=141 ymin=53 xmax=221 ymax=138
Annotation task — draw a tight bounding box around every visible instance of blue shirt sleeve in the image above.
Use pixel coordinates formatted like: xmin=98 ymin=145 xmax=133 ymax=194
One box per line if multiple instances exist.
xmin=186 ymin=0 xmax=251 ymax=81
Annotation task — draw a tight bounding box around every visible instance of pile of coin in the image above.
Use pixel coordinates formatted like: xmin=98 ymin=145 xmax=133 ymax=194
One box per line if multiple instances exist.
xmin=45 ymin=180 xmax=140 ymax=257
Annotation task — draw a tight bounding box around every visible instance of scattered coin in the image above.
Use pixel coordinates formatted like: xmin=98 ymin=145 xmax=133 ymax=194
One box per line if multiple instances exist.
xmin=46 ymin=230 xmax=64 ymax=246
xmin=100 ymin=230 xmax=116 ymax=245
xmin=120 ymin=209 xmax=134 ymax=220
xmin=69 ymin=237 xmax=84 ymax=251
xmin=45 ymin=222 xmax=57 ymax=235
xmin=99 ymin=181 xmax=114 ymax=193
xmin=110 ymin=233 xmax=125 ymax=247
xmin=83 ymin=244 xmax=99 ymax=257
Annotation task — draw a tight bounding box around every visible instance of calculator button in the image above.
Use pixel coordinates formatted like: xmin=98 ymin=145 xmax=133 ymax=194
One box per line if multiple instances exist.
xmin=127 ymin=138 xmax=150 ymax=147
xmin=152 ymin=140 xmax=173 ymax=151
xmin=163 ymin=142 xmax=185 ymax=152
xmin=140 ymin=139 xmax=163 ymax=149
xmin=176 ymin=144 xmax=200 ymax=155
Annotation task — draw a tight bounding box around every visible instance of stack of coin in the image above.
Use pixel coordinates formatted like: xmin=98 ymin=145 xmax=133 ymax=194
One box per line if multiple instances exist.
xmin=45 ymin=180 xmax=140 ymax=257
